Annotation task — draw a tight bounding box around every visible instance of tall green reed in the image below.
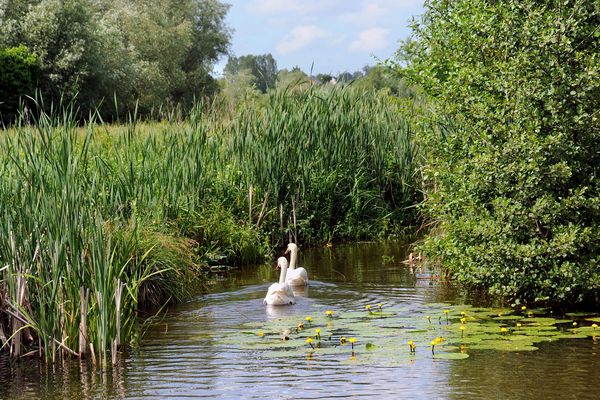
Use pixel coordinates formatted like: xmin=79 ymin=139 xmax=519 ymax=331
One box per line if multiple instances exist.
xmin=230 ymin=85 xmax=419 ymax=242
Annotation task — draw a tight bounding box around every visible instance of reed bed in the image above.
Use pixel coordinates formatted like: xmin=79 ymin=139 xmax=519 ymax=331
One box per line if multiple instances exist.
xmin=232 ymin=85 xmax=418 ymax=242
xmin=0 ymin=86 xmax=418 ymax=366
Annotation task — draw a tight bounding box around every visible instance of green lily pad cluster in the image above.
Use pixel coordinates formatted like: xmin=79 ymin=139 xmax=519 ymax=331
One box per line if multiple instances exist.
xmin=218 ymin=304 xmax=600 ymax=365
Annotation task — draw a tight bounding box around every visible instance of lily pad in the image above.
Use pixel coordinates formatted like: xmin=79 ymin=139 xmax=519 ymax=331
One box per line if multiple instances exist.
xmin=433 ymin=352 xmax=470 ymax=360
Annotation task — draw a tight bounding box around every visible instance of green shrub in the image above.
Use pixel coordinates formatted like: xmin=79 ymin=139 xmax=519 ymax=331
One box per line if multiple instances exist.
xmin=0 ymin=45 xmax=39 ymax=123
xmin=401 ymin=0 xmax=600 ymax=306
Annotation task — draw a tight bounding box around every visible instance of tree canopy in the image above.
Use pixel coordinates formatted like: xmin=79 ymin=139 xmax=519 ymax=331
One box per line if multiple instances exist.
xmin=0 ymin=0 xmax=231 ymax=119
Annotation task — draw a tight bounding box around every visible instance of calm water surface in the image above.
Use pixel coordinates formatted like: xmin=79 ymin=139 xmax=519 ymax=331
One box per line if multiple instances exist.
xmin=1 ymin=241 xmax=599 ymax=399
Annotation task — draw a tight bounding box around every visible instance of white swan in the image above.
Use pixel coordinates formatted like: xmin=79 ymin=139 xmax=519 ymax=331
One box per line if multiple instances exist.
xmin=284 ymin=243 xmax=309 ymax=286
xmin=263 ymin=257 xmax=296 ymax=305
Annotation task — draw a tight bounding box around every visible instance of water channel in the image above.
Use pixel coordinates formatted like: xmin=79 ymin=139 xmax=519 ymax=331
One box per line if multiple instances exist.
xmin=1 ymin=241 xmax=599 ymax=399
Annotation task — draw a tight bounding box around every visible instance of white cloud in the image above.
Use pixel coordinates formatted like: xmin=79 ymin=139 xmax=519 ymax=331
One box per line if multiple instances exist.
xmin=340 ymin=0 xmax=424 ymax=26
xmin=276 ymin=25 xmax=332 ymax=55
xmin=348 ymin=28 xmax=390 ymax=53
xmin=341 ymin=3 xmax=386 ymax=26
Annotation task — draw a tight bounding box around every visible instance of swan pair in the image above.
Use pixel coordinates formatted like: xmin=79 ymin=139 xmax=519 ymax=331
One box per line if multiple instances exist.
xmin=263 ymin=243 xmax=309 ymax=306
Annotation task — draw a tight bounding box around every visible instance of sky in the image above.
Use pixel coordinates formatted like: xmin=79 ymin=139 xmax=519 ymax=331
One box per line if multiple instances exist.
xmin=214 ymin=0 xmax=425 ymax=76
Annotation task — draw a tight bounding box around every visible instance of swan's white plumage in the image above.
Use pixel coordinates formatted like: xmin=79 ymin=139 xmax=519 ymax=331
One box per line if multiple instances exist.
xmin=285 ymin=243 xmax=309 ymax=286
xmin=264 ymin=257 xmax=295 ymax=305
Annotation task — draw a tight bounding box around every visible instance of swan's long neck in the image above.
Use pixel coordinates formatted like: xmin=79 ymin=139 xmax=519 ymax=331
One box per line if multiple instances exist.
xmin=289 ymin=248 xmax=298 ymax=271
xmin=278 ymin=262 xmax=288 ymax=284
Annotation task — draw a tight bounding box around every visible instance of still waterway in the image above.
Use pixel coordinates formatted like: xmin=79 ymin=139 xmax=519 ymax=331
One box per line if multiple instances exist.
xmin=1 ymin=241 xmax=599 ymax=399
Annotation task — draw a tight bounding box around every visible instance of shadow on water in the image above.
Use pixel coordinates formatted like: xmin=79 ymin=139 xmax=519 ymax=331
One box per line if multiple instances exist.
xmin=2 ymin=239 xmax=599 ymax=399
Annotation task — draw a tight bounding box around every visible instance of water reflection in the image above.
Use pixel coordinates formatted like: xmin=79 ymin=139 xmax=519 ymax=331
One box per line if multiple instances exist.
xmin=1 ymin=240 xmax=598 ymax=399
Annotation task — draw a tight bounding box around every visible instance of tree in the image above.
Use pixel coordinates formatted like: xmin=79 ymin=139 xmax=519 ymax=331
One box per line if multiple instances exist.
xmin=219 ymin=69 xmax=262 ymax=110
xmin=0 ymin=45 xmax=39 ymax=123
xmin=177 ymin=0 xmax=231 ymax=102
xmin=276 ymin=68 xmax=311 ymax=91
xmin=316 ymin=73 xmax=333 ymax=84
xmin=224 ymin=53 xmax=277 ymax=93
xmin=6 ymin=0 xmax=106 ymax=108
xmin=401 ymin=0 xmax=600 ymax=305
xmin=337 ymin=70 xmax=363 ymax=83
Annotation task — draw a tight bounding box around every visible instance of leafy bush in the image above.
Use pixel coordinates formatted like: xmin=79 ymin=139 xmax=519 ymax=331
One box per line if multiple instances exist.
xmin=0 ymin=45 xmax=39 ymax=123
xmin=401 ymin=0 xmax=600 ymax=306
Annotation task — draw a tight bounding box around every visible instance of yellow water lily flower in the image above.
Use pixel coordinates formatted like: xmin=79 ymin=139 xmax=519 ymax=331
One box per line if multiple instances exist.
xmin=460 ymin=317 xmax=467 ymax=324
xmin=592 ymin=324 xmax=598 ymax=330
xmin=340 ymin=336 xmax=347 ymax=344
xmin=408 ymin=340 xmax=416 ymax=353
xmin=460 ymin=325 xmax=466 ymax=331
xmin=365 ymin=304 xmax=372 ymax=311
xmin=516 ymin=323 xmax=522 ymax=328
xmin=430 ymin=337 xmax=444 ymax=354
xmin=257 ymin=331 xmax=264 ymax=337
xmin=305 ymin=316 xmax=312 ymax=323
xmin=315 ymin=328 xmax=321 ymax=334
xmin=306 ymin=337 xmax=313 ymax=344
xmin=377 ymin=303 xmax=383 ymax=310
xmin=349 ymin=337 xmax=357 ymax=350
xmin=443 ymin=309 xmax=450 ymax=314
xmin=500 ymin=327 xmax=508 ymax=333
xmin=572 ymin=321 xmax=578 ymax=327
xmin=326 ymin=310 xmax=334 ymax=317
xmin=521 ymin=305 xmax=527 ymax=311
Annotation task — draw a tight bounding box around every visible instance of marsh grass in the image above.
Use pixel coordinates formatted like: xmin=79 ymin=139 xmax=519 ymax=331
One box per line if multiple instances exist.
xmin=0 ymin=85 xmax=418 ymax=365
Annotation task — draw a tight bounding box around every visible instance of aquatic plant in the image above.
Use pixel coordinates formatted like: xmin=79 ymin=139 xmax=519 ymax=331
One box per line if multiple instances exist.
xmin=223 ymin=303 xmax=600 ymax=365
xmin=408 ymin=340 xmax=416 ymax=353
xmin=349 ymin=337 xmax=357 ymax=353
xmin=430 ymin=337 xmax=445 ymax=354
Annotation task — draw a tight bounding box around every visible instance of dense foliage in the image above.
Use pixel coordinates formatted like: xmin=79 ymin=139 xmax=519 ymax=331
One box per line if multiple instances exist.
xmin=0 ymin=45 xmax=39 ymax=122
xmin=401 ymin=0 xmax=600 ymax=306
xmin=0 ymin=0 xmax=231 ymax=120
